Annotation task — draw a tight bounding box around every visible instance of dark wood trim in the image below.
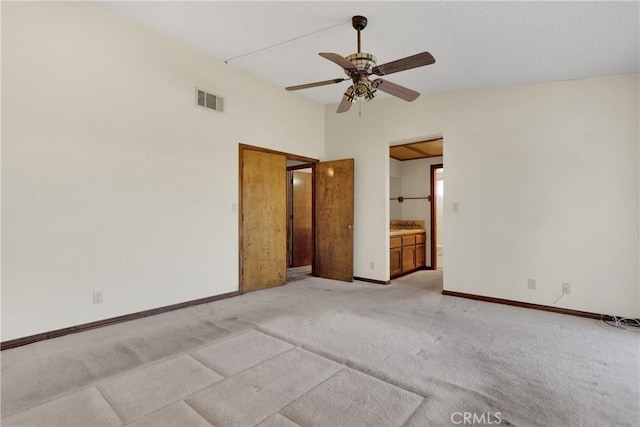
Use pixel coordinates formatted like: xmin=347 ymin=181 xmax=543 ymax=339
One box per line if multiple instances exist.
xmin=429 ymin=163 xmax=443 ymax=270
xmin=239 ymin=145 xmax=245 ymax=293
xmin=354 ymin=276 xmax=391 ymax=285
xmin=286 ymin=169 xmax=293 ymax=267
xmin=441 ymin=290 xmax=601 ymax=320
xmin=1 ymin=291 xmax=241 ymax=351
xmin=311 ymin=162 xmax=317 ymax=277
xmin=239 ymin=144 xmax=319 ymax=293
xmin=287 ymin=163 xmax=315 ymax=171
xmin=239 ymin=143 xmax=319 ymax=165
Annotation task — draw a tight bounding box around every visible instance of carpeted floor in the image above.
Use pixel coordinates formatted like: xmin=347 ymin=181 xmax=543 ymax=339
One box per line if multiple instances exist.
xmin=1 ymin=271 xmax=638 ymax=426
xmin=286 ymin=266 xmax=312 ymax=283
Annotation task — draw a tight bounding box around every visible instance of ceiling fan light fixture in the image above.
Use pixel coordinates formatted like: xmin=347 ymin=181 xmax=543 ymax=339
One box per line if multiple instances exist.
xmin=343 ymin=86 xmax=356 ymax=103
xmin=355 ymin=82 xmax=376 ymax=100
xmin=343 ymin=82 xmax=376 ymax=104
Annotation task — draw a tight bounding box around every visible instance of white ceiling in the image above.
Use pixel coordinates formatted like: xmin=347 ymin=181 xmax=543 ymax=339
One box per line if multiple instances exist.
xmin=99 ymin=1 xmax=639 ymax=105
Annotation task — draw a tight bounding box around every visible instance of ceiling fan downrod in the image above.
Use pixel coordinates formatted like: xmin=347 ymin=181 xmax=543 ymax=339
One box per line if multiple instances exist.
xmin=352 ymin=15 xmax=367 ymax=53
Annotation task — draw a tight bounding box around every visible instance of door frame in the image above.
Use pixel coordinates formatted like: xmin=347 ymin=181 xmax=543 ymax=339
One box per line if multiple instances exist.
xmin=429 ymin=163 xmax=443 ymax=270
xmin=238 ymin=144 xmax=318 ymax=294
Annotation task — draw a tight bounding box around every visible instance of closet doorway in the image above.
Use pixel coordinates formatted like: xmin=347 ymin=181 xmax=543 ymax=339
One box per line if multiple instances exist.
xmin=239 ymin=144 xmax=355 ymax=293
xmin=287 ymin=165 xmax=313 ymax=282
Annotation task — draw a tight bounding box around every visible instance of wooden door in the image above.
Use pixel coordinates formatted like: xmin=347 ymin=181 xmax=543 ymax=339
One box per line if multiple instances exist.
xmin=241 ymin=149 xmax=287 ymax=292
xmin=291 ymin=171 xmax=313 ymax=266
xmin=314 ymin=159 xmax=354 ymax=282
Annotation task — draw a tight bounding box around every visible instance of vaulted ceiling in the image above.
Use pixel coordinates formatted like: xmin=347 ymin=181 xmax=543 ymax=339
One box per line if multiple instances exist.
xmin=100 ymin=1 xmax=639 ymax=105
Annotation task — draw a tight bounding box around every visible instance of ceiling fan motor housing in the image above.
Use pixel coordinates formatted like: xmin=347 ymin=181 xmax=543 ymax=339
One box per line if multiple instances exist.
xmin=344 ymin=53 xmax=378 ymax=101
xmin=345 ymin=53 xmax=377 ymax=74
xmin=351 ymin=15 xmax=368 ymax=31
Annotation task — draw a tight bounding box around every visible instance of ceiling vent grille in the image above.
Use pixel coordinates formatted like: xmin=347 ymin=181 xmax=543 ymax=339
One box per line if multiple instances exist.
xmin=196 ymin=88 xmax=223 ymax=112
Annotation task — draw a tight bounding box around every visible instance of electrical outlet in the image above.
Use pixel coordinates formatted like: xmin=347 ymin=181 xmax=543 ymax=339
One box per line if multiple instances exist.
xmin=93 ymin=291 xmax=103 ymax=305
xmin=562 ymin=282 xmax=571 ymax=295
xmin=370 ymin=262 xmax=375 ymax=270
xmin=528 ymin=279 xmax=536 ymax=290
xmin=452 ymin=202 xmax=460 ymax=213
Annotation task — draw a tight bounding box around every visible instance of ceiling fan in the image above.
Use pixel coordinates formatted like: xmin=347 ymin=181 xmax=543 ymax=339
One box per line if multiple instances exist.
xmin=286 ymin=15 xmax=436 ymax=113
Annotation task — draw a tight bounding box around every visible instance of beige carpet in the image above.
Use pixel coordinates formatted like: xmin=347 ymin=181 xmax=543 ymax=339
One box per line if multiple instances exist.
xmin=2 ymin=271 xmax=638 ymax=426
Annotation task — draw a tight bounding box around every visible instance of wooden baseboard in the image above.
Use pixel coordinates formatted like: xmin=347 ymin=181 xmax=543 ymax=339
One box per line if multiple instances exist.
xmin=354 ymin=276 xmax=391 ymax=285
xmin=1 ymin=291 xmax=241 ymax=351
xmin=441 ymin=290 xmax=601 ymax=319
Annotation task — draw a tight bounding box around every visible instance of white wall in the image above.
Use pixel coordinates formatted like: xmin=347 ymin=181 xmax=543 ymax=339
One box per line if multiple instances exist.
xmin=389 ymin=158 xmax=403 ymax=219
xmin=326 ymin=75 xmax=639 ymax=317
xmin=1 ymin=2 xmax=325 ymax=340
xmin=389 ymin=158 xmax=403 ymax=178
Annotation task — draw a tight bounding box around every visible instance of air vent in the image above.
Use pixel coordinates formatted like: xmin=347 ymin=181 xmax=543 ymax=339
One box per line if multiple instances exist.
xmin=196 ymin=88 xmax=223 ymax=112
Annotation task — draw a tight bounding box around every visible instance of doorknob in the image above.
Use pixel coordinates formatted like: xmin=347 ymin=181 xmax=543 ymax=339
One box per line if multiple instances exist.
xmin=346 ymin=224 xmax=353 ymax=230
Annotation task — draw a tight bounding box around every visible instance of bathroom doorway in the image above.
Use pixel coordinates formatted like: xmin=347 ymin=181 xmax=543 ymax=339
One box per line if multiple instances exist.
xmin=430 ymin=164 xmax=444 ymax=271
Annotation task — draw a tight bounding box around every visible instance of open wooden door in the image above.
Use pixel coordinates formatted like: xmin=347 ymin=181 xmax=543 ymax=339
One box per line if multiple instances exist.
xmin=314 ymin=159 xmax=354 ymax=282
xmin=240 ymin=148 xmax=287 ymax=292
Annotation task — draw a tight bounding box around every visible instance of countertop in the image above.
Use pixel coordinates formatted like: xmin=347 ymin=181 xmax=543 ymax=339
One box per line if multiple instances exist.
xmin=389 ymin=229 xmax=426 ymax=236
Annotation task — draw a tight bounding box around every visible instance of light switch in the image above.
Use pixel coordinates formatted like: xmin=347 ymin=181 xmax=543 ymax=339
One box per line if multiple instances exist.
xmin=452 ymin=202 xmax=459 ymax=213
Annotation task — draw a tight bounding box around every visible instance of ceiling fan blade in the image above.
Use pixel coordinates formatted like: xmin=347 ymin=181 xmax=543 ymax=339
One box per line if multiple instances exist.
xmin=337 ymin=98 xmax=353 ymax=113
xmin=286 ymin=78 xmax=347 ymax=91
xmin=372 ymin=52 xmax=435 ymax=76
xmin=319 ymin=53 xmax=356 ymax=71
xmin=336 ymin=99 xmax=353 ymax=113
xmin=372 ymin=78 xmax=420 ymax=102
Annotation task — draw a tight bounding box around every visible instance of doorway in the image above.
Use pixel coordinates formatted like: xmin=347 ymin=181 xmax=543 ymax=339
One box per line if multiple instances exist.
xmin=239 ymin=144 xmax=355 ymax=293
xmin=430 ymin=164 xmax=444 ymax=271
xmin=287 ymin=165 xmax=313 ymax=282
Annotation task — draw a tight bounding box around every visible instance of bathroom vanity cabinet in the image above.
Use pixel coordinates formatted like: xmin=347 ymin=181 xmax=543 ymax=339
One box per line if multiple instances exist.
xmin=390 ymin=230 xmax=426 ymax=278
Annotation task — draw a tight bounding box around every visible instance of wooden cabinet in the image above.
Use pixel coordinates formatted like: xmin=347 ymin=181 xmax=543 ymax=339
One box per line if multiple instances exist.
xmin=390 ymin=247 xmax=402 ymax=276
xmin=402 ymin=245 xmax=416 ymax=271
xmin=390 ymin=231 xmax=426 ymax=278
xmin=416 ymin=244 xmax=426 ymax=267
xmin=390 ymin=236 xmax=402 ymax=276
